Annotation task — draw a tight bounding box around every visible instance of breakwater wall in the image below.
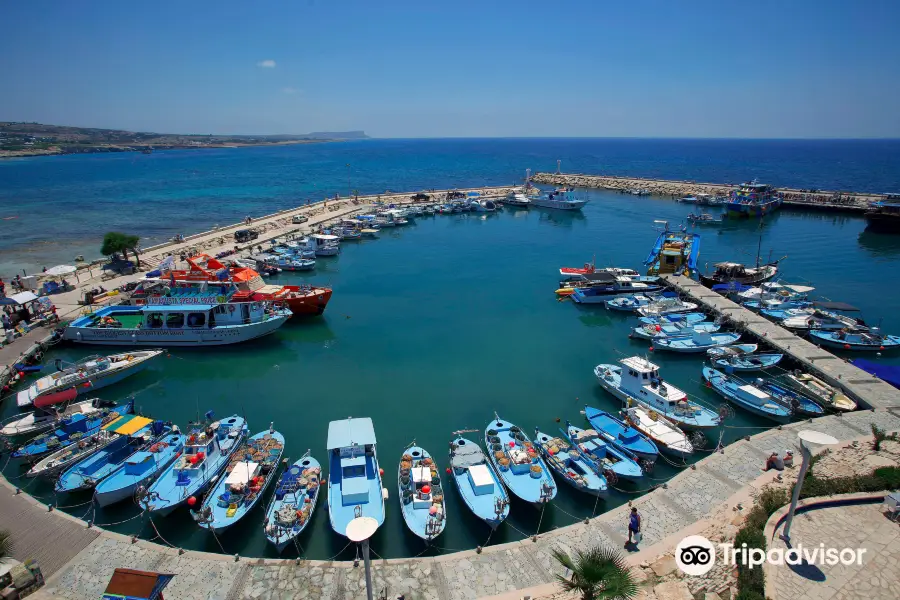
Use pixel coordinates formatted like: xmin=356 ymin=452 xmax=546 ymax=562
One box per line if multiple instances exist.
xmin=532 ymin=172 xmax=884 ymax=212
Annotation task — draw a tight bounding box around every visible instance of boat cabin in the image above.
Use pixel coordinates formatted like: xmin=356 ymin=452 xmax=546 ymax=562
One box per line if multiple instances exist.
xmin=327 ymin=417 xmax=377 ymax=506
xmin=617 ymin=357 xmax=689 ymax=411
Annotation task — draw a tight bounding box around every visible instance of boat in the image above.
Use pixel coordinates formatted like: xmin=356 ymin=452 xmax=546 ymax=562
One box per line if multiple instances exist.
xmin=754 ymin=380 xmax=825 ymax=417
xmin=637 ymin=312 xmax=709 ymax=326
xmin=606 ymin=294 xmax=663 ymax=312
xmin=620 ymin=407 xmax=693 ymax=459
xmin=636 ymin=298 xmax=699 ymax=317
xmin=94 ymin=429 xmax=187 ymax=507
xmin=569 ymin=276 xmax=664 ymax=304
xmin=16 ymin=350 xmax=162 ymax=408
xmin=701 ymin=367 xmax=791 ymax=423
xmin=781 ymin=303 xmax=867 ymax=332
xmin=564 ymin=423 xmax=644 ymax=483
xmin=582 ymin=407 xmax=658 ymax=461
xmin=448 ymin=434 xmax=509 ymax=529
xmin=28 ymin=413 xmax=154 ymax=479
xmin=484 ymin=414 xmax=556 ymax=506
xmin=687 ymin=213 xmax=725 ymax=225
xmin=559 ymin=261 xmax=640 ymax=278
xmin=264 ymin=453 xmax=322 ymax=553
xmin=530 ymin=188 xmax=587 ymax=211
xmin=592 ymin=358 xmax=721 ymax=430
xmin=195 ymin=426 xmax=285 ymax=533
xmin=398 ymin=445 xmax=447 ymax=541
xmin=631 ymin=320 xmax=720 ymax=340
xmin=558 ymin=271 xmax=660 ymax=292
xmin=56 ymin=420 xmax=170 ymax=493
xmin=253 ymin=253 xmax=316 ymax=272
xmin=809 ymin=328 xmax=900 ymax=352
xmin=326 ymin=417 xmax=386 ymax=537
xmin=780 ymin=371 xmax=857 ymax=412
xmin=143 ymin=414 xmax=248 ymax=516
xmin=64 ymin=299 xmax=291 ymax=346
xmin=644 ymin=223 xmax=700 ymax=276
xmin=699 ymin=261 xmax=779 ymax=289
xmin=12 ymin=400 xmax=133 ymax=461
xmin=706 ymin=344 xmax=758 ymax=357
xmin=503 ymin=191 xmax=531 ymax=207
xmin=864 ymin=201 xmax=900 ymax=233
xmin=726 ymin=181 xmax=783 ymax=218
xmin=360 ymin=228 xmax=380 ymax=238
xmin=309 ymin=234 xmax=341 ymax=256
xmin=708 ymin=346 xmax=783 ymax=371
xmin=760 ymin=305 xmax=815 ymax=321
xmin=1 ymin=392 xmax=116 ymax=440
xmin=533 ymin=429 xmax=608 ymax=496
xmin=652 ymin=331 xmax=741 ymax=352
xmin=680 ymin=194 xmax=723 ymax=206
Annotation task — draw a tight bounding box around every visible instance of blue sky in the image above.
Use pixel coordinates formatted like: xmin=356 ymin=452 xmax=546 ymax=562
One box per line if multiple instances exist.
xmin=1 ymin=0 xmax=898 ymax=138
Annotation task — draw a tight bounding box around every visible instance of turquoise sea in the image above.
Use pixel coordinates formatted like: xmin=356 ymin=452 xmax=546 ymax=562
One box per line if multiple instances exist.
xmin=2 ymin=139 xmax=900 ymax=559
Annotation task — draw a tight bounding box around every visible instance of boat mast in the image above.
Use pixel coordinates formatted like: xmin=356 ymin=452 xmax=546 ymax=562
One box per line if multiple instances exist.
xmin=756 ymin=234 xmax=762 ymax=269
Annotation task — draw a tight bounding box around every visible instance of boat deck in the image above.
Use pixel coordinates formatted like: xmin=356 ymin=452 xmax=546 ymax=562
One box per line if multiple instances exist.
xmin=664 ymin=275 xmax=900 ymax=409
xmin=327 ymin=452 xmax=385 ymax=536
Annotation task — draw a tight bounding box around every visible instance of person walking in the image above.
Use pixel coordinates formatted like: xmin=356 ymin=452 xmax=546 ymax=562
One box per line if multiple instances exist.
xmin=627 ymin=507 xmax=642 ymax=546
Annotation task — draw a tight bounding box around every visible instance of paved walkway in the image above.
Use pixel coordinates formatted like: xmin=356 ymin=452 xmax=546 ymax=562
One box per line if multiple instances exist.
xmin=13 ymin=408 xmax=898 ymax=600
xmin=766 ymin=501 xmax=900 ymax=600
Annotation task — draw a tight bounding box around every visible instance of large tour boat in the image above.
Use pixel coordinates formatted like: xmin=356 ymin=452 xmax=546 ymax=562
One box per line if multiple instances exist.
xmin=864 ymin=202 xmax=900 ymax=234
xmin=726 ymin=181 xmax=783 ymax=218
xmin=530 ymin=188 xmax=587 ymax=211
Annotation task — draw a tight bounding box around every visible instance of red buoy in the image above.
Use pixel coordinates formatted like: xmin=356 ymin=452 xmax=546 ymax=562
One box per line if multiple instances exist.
xmin=445 ymin=467 xmax=452 ymax=474
xmin=187 ymin=496 xmax=197 ymax=507
xmin=422 ymin=485 xmax=431 ymax=494
xmin=378 ymin=468 xmax=384 ymax=476
xmin=844 ymin=343 xmax=851 ymax=350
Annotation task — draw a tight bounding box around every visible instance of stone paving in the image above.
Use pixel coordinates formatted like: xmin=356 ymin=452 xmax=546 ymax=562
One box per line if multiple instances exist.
xmin=767 ymin=502 xmax=900 ymax=600
xmin=22 ymin=408 xmax=900 ymax=600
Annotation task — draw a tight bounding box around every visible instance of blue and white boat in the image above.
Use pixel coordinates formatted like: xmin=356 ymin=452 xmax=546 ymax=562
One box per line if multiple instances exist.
xmin=709 ymin=346 xmax=783 ymax=371
xmin=196 ymin=427 xmax=285 ymax=533
xmin=809 ymin=329 xmax=900 ymax=352
xmin=754 ymin=381 xmax=824 ymax=417
xmin=326 ymin=417 xmax=386 ymax=537
xmin=582 ymin=408 xmax=658 ymax=461
xmin=631 ymin=320 xmax=720 ymax=340
xmin=56 ymin=419 xmax=170 ymax=493
xmin=652 ymin=331 xmax=741 ymax=352
xmin=264 ymin=453 xmax=322 ymax=552
xmin=255 ymin=253 xmax=316 ymax=272
xmin=707 ymin=343 xmax=758 ymax=357
xmin=533 ymin=429 xmax=608 ymax=497
xmin=620 ymin=407 xmax=693 ymax=459
xmin=637 ymin=312 xmax=708 ymax=326
xmin=13 ymin=400 xmax=134 ymax=460
xmin=571 ymin=276 xmax=663 ymax=304
xmin=593 ymin=358 xmax=721 ymax=430
xmin=94 ymin=429 xmax=187 ymax=507
xmin=564 ymin=423 xmax=644 ymax=483
xmin=398 ymin=445 xmax=446 ymax=541
xmin=484 ymin=415 xmax=556 ymax=507
xmin=701 ymin=367 xmax=791 ymax=423
xmin=781 ymin=304 xmax=867 ymax=332
xmin=636 ymin=298 xmax=699 ymax=318
xmin=1 ymin=393 xmax=116 ymax=441
xmin=143 ymin=414 xmax=248 ymax=516
xmin=605 ymin=294 xmax=658 ymax=312
xmin=530 ymin=188 xmax=587 ymax=211
xmin=448 ymin=434 xmax=509 ymax=529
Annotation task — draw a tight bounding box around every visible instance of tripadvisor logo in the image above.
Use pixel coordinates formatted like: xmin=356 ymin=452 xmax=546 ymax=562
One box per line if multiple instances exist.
xmin=675 ymin=535 xmax=867 ymax=576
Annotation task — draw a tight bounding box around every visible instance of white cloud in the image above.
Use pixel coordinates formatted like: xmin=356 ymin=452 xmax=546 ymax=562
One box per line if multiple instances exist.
xmin=282 ymin=87 xmax=300 ymax=95
xmin=257 ymin=60 xmax=276 ymax=68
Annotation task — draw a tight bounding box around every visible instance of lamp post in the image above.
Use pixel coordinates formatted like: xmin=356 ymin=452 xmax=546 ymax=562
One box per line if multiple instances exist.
xmin=347 ymin=163 xmax=351 ymax=199
xmin=346 ymin=516 xmax=379 ymax=600
xmin=781 ymin=430 xmax=837 ymax=542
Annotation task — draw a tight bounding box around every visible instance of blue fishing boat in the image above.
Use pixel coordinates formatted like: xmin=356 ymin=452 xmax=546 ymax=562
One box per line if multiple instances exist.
xmin=582 ymin=408 xmax=658 ymax=461
xmin=644 ymin=224 xmax=700 ymax=277
xmin=94 ymin=430 xmax=187 ymax=507
xmin=195 ymin=427 xmax=285 ymax=533
xmin=143 ymin=414 xmax=248 ymax=516
xmin=631 ymin=320 xmax=720 ymax=340
xmin=710 ymin=348 xmax=783 ymax=371
xmin=533 ymin=428 xmax=608 ymax=497
xmin=398 ymin=445 xmax=447 ymax=541
xmin=809 ymin=329 xmax=900 ymax=352
xmin=701 ymin=367 xmax=791 ymax=423
xmin=448 ymin=434 xmax=509 ymax=529
xmin=605 ymin=294 xmax=658 ymax=312
xmin=13 ymin=400 xmax=133 ymax=461
xmin=264 ymin=452 xmax=322 ymax=553
xmin=484 ymin=415 xmax=556 ymax=507
xmin=754 ymin=381 xmax=824 ymax=417
xmin=570 ymin=277 xmax=663 ymax=304
xmin=326 ymin=417 xmax=386 ymax=537
xmin=637 ymin=312 xmax=708 ymax=326
xmin=652 ymin=331 xmax=741 ymax=353
xmin=56 ymin=419 xmax=170 ymax=493
xmin=593 ymin=358 xmax=721 ymax=430
xmin=1 ymin=392 xmax=117 ymax=441
xmin=564 ymin=423 xmax=644 ymax=483
xmin=707 ymin=343 xmax=758 ymax=357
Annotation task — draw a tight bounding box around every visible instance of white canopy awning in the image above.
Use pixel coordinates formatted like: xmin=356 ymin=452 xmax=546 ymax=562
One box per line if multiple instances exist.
xmin=224 ymin=461 xmax=259 ymax=485
xmin=44 ymin=265 xmax=77 ymax=276
xmin=9 ymin=291 xmax=38 ymax=305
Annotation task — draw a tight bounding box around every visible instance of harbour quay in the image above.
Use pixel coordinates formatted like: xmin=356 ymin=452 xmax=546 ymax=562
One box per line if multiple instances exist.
xmin=531 ymin=172 xmax=885 ymax=211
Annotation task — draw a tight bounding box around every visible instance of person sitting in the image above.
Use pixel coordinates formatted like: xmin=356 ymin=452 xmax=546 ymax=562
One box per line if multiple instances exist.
xmin=783 ymin=450 xmax=794 ymax=468
xmin=765 ymin=452 xmax=784 ymax=471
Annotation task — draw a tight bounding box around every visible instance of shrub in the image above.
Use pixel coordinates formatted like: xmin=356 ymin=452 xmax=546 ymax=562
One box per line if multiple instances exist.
xmin=734 ymin=589 xmax=766 ymax=600
xmin=873 ymin=466 xmax=900 ymax=488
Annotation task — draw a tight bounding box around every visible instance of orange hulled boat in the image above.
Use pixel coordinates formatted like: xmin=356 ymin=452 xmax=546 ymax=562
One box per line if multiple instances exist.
xmin=149 ymin=254 xmax=332 ymax=317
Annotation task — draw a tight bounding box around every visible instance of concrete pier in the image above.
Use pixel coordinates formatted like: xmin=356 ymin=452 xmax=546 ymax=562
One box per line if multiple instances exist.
xmin=662 ymin=274 xmax=900 ymax=409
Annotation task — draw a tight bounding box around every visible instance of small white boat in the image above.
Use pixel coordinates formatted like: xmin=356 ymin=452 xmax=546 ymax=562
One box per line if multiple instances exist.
xmin=636 ymin=298 xmax=699 ymax=317
xmin=309 ymin=234 xmax=341 ymax=256
xmin=1 ymin=394 xmax=113 ymax=439
xmin=503 ymin=192 xmax=531 ymax=207
xmin=530 ymin=188 xmax=587 ymax=211
xmin=620 ymin=407 xmax=693 ymax=458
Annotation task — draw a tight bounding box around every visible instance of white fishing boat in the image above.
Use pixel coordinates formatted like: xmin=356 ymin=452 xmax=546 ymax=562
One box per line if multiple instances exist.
xmin=1 ymin=393 xmax=113 ymax=439
xmin=530 ymin=188 xmax=587 ymax=211
xmin=620 ymin=407 xmax=693 ymax=458
xmin=503 ymin=191 xmax=531 ymax=207
xmin=16 ymin=350 xmax=163 ymax=408
xmin=309 ymin=234 xmax=341 ymax=256
xmin=636 ymin=298 xmax=699 ymax=317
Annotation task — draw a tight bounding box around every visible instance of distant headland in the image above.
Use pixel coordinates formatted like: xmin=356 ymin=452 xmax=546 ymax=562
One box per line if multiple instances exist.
xmin=0 ymin=121 xmax=369 ymax=158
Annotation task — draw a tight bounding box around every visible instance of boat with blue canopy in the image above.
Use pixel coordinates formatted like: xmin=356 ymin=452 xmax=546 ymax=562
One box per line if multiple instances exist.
xmin=753 ymin=380 xmax=824 ymax=417
xmin=264 ymin=452 xmax=322 ymax=553
xmin=448 ymin=434 xmax=509 ymax=529
xmin=195 ymin=426 xmax=285 ymax=533
xmin=701 ymin=367 xmax=791 ymax=423
xmin=94 ymin=429 xmax=187 ymax=507
xmin=398 ymin=445 xmax=447 ymax=541
xmin=564 ymin=423 xmax=644 ymax=483
xmin=533 ymin=428 xmax=608 ymax=497
xmin=644 ymin=222 xmax=700 ymax=277
xmin=13 ymin=399 xmax=133 ymax=460
xmin=582 ymin=407 xmax=658 ymax=461
xmin=484 ymin=414 xmax=556 ymax=507
xmin=143 ymin=414 xmax=247 ymax=516
xmin=1 ymin=391 xmax=117 ymax=441
xmin=637 ymin=312 xmax=708 ymax=326
xmin=652 ymin=331 xmax=741 ymax=353
xmin=56 ymin=419 xmax=170 ymax=493
xmin=809 ymin=329 xmax=900 ymax=352
xmin=631 ymin=320 xmax=720 ymax=340
xmin=327 ymin=417 xmax=386 ymax=537
xmin=708 ymin=345 xmax=783 ymax=372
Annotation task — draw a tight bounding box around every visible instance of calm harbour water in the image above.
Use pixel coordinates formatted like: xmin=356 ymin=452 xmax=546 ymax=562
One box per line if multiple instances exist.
xmin=2 ymin=139 xmax=900 ymax=559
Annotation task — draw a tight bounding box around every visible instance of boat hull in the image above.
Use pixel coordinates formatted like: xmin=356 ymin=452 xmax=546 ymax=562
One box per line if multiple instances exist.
xmin=65 ymin=314 xmax=289 ymax=346
xmin=283 ymin=288 xmax=332 ymax=316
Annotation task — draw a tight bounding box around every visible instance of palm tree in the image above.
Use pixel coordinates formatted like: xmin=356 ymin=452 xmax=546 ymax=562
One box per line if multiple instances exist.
xmin=551 ymin=546 xmax=638 ymax=600
xmin=0 ymin=530 xmax=11 ymax=560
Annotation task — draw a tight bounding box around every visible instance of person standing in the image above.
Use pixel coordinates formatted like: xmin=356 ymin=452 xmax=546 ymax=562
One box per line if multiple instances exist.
xmin=627 ymin=507 xmax=642 ymax=546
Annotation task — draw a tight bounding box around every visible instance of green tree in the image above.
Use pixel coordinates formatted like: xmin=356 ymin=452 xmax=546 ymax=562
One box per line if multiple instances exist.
xmin=100 ymin=232 xmax=141 ymax=266
xmin=552 ymin=546 xmax=638 ymax=600
xmin=0 ymin=530 xmax=11 ymax=559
